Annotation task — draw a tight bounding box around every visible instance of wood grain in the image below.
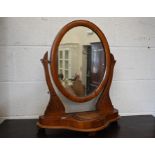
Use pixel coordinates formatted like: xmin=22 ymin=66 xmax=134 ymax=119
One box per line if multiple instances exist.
xmin=37 ymin=20 xmax=119 ymax=133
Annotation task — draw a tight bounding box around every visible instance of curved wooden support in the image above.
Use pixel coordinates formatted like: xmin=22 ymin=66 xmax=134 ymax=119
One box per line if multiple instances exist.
xmin=41 ymin=52 xmax=54 ymax=94
xmin=40 ymin=52 xmax=65 ymax=116
xmin=96 ymin=53 xmax=117 ymax=114
xmin=37 ymin=52 xmax=119 ymax=132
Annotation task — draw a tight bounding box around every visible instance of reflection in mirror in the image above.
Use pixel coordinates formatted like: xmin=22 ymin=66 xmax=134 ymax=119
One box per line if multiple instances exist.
xmin=57 ymin=26 xmax=106 ymax=97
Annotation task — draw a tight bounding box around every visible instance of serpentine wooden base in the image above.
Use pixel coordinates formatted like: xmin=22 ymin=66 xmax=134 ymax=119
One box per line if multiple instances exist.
xmin=37 ymin=52 xmax=119 ymax=133
xmin=37 ymin=110 xmax=119 ymax=132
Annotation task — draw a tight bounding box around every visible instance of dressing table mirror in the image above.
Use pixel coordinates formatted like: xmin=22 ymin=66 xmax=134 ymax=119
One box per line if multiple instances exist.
xmin=37 ymin=20 xmax=119 ymax=133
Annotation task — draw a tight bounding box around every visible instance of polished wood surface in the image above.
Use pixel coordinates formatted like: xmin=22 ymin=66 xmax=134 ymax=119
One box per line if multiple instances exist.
xmin=38 ymin=20 xmax=119 ymax=133
xmin=38 ymin=110 xmax=119 ymax=132
xmin=38 ymin=51 xmax=119 ymax=132
xmin=40 ymin=52 xmax=65 ymax=116
xmin=96 ymin=53 xmax=116 ymax=114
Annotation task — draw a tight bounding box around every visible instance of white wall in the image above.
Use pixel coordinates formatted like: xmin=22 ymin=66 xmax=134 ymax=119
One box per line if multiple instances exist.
xmin=0 ymin=17 xmax=155 ymax=120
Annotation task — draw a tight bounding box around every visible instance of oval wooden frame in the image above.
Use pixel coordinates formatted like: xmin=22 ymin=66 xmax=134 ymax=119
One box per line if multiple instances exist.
xmin=50 ymin=20 xmax=111 ymax=103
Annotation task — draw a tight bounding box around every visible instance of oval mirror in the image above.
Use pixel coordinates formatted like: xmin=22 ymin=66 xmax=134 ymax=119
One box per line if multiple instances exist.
xmin=51 ymin=20 xmax=111 ymax=102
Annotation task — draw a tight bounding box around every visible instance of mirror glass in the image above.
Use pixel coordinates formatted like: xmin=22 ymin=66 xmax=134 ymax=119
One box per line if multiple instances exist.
xmin=57 ymin=26 xmax=106 ymax=97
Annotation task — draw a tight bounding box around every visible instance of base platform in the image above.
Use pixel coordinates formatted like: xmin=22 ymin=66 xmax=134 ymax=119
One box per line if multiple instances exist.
xmin=37 ymin=109 xmax=119 ymax=132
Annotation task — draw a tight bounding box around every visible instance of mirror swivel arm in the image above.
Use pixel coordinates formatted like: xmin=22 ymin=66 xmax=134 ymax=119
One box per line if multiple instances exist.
xmin=40 ymin=51 xmax=65 ymax=115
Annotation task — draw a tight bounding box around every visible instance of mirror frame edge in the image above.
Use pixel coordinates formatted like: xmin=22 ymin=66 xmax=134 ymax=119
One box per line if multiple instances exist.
xmin=50 ymin=20 xmax=111 ymax=103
